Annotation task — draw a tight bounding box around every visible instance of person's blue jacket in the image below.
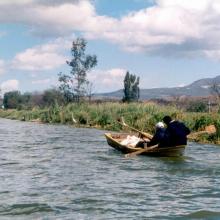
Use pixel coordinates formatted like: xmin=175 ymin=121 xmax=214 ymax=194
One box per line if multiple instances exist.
xmin=147 ymin=127 xmax=166 ymax=147
xmin=164 ymin=121 xmax=190 ymax=146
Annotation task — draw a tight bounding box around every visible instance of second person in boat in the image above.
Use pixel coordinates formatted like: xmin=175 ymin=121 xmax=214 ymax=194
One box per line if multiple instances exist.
xmin=162 ymin=115 xmax=190 ymax=147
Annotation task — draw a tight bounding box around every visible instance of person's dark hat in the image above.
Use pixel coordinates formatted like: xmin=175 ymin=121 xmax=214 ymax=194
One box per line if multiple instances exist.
xmin=163 ymin=115 xmax=172 ymax=125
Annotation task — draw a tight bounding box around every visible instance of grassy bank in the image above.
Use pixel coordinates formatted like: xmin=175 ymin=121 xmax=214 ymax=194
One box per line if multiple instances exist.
xmin=0 ymin=102 xmax=220 ymax=144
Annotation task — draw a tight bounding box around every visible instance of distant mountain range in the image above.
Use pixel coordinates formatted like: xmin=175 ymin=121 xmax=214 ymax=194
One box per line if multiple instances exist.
xmin=95 ymin=75 xmax=220 ymax=100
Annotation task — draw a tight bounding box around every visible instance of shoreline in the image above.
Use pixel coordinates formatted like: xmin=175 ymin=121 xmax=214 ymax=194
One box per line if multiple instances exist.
xmin=0 ymin=102 xmax=219 ymax=145
xmin=0 ymin=116 xmax=219 ymax=146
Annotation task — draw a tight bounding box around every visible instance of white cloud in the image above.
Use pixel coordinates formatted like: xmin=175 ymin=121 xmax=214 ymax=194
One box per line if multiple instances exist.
xmin=0 ymin=1 xmax=98 ymax=37
xmin=0 ymin=0 xmax=33 ymax=4
xmin=157 ymin=0 xmax=211 ymax=11
xmin=31 ymin=79 xmax=51 ymax=84
xmin=90 ymin=0 xmax=220 ymax=59
xmin=88 ymin=68 xmax=126 ymax=92
xmin=12 ymin=38 xmax=70 ymax=71
xmin=1 ymin=0 xmax=220 ymax=59
xmin=31 ymin=78 xmax=56 ymax=85
xmin=1 ymin=80 xmax=19 ymax=94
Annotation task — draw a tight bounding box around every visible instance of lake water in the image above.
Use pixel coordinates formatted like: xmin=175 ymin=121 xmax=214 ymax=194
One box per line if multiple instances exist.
xmin=0 ymin=118 xmax=220 ymax=219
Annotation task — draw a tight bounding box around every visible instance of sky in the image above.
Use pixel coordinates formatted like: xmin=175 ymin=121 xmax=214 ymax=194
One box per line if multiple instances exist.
xmin=1 ymin=0 xmax=220 ymax=94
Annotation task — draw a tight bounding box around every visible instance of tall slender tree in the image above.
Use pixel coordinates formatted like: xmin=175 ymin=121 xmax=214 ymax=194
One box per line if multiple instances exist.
xmin=123 ymin=71 xmax=140 ymax=102
xmin=59 ymin=38 xmax=97 ymax=102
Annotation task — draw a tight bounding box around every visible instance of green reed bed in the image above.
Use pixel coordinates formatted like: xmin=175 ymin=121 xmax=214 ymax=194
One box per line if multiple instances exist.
xmin=0 ymin=102 xmax=220 ymax=144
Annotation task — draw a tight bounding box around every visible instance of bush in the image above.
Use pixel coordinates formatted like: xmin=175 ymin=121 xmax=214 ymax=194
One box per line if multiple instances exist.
xmin=193 ymin=116 xmax=213 ymax=130
xmin=186 ymin=101 xmax=207 ymax=112
xmin=78 ymin=112 xmax=89 ymax=125
xmin=97 ymin=113 xmax=111 ymax=127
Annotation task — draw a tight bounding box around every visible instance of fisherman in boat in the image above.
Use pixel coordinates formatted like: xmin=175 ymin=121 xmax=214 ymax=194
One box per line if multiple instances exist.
xmin=136 ymin=122 xmax=166 ymax=148
xmin=147 ymin=122 xmax=167 ymax=147
xmin=162 ymin=115 xmax=190 ymax=147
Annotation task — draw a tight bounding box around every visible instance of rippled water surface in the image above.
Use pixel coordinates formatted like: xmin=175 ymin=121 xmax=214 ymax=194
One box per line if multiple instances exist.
xmin=0 ymin=118 xmax=220 ymax=219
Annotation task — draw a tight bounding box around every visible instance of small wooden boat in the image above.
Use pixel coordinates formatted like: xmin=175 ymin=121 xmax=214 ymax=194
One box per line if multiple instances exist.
xmin=104 ymin=132 xmax=186 ymax=157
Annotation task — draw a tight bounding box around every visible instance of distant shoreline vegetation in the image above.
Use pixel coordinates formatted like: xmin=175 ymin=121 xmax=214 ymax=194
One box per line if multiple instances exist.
xmin=0 ymin=102 xmax=219 ymax=145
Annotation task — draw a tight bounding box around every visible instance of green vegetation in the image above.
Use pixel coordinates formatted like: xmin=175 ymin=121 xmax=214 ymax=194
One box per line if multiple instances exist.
xmin=3 ymin=91 xmax=26 ymax=109
xmin=58 ymin=37 xmax=97 ymax=103
xmin=0 ymin=102 xmax=220 ymax=144
xmin=186 ymin=101 xmax=208 ymax=113
xmin=2 ymin=89 xmax=65 ymax=110
xmin=122 ymin=71 xmax=140 ymax=102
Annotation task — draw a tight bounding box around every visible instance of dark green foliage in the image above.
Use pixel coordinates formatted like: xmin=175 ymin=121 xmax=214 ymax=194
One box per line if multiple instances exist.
xmin=212 ymin=119 xmax=220 ymax=138
xmin=3 ymin=91 xmax=22 ymax=109
xmin=4 ymin=90 xmax=54 ymax=109
xmin=186 ymin=101 xmax=207 ymax=112
xmin=18 ymin=93 xmax=32 ymax=110
xmin=78 ymin=112 xmax=88 ymax=124
xmin=3 ymin=89 xmax=65 ymax=110
xmin=59 ymin=38 xmax=97 ymax=103
xmin=42 ymin=89 xmax=65 ymax=106
xmin=97 ymin=113 xmax=111 ymax=127
xmin=58 ymin=73 xmax=74 ymax=102
xmin=21 ymin=92 xmax=31 ymax=104
xmin=193 ymin=115 xmax=213 ymax=130
xmin=122 ymin=71 xmax=140 ymax=102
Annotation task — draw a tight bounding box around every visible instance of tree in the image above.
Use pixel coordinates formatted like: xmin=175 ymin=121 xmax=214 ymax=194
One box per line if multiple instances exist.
xmin=86 ymin=81 xmax=94 ymax=102
xmin=3 ymin=91 xmax=22 ymax=109
xmin=122 ymin=71 xmax=140 ymax=102
xmin=21 ymin=92 xmax=31 ymax=103
xmin=59 ymin=38 xmax=97 ymax=103
xmin=28 ymin=92 xmax=44 ymax=107
xmin=42 ymin=88 xmax=65 ymax=106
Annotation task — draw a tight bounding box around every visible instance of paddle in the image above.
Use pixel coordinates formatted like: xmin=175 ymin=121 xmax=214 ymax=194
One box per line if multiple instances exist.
xmin=187 ymin=125 xmax=216 ymax=140
xmin=125 ymin=144 xmax=158 ymax=158
xmin=119 ymin=117 xmax=216 ymax=140
xmin=118 ymin=117 xmax=153 ymax=139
